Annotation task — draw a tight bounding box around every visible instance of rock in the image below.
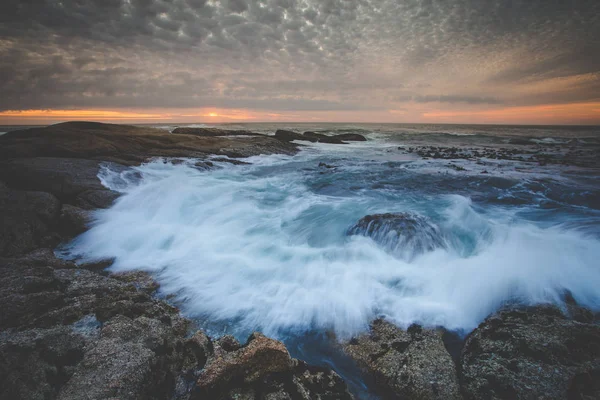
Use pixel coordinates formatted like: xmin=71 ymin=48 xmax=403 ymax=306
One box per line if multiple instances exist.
xmin=59 ymin=205 xmax=91 ymax=236
xmin=57 ymin=314 xmax=188 ymax=400
xmin=318 ymin=162 xmax=335 ymax=169
xmin=0 ymin=121 xmax=298 ymax=164
xmin=0 ymin=157 xmax=125 ymax=201
xmin=303 ymin=131 xmax=345 ymax=144
xmin=344 ymin=319 xmax=461 ymax=400
xmin=0 ymin=182 xmax=61 ymax=256
xmin=0 ymin=326 xmax=88 ymax=400
xmin=195 ymin=332 xmax=293 ymax=393
xmin=111 ymin=270 xmax=160 ymax=294
xmin=461 ymin=305 xmax=600 ymax=400
xmin=75 ymin=189 xmax=120 ymax=209
xmin=191 ymin=335 xmax=353 ymax=400
xmin=172 ymin=128 xmax=260 ymax=137
xmin=275 ymin=129 xmax=308 ymax=142
xmin=332 ymin=133 xmax=367 ymax=142
xmin=210 ymin=157 xmax=251 ymax=165
xmin=347 ymin=213 xmax=445 ymax=260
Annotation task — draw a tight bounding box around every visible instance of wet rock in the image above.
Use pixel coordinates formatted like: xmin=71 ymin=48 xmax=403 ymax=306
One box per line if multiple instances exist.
xmin=347 ymin=213 xmax=445 ymax=260
xmin=74 ymin=189 xmax=120 ymax=209
xmin=343 ymin=319 xmax=461 ymax=400
xmin=195 ymin=332 xmax=293 ymax=394
xmin=111 ymin=270 xmax=160 ymax=294
xmin=172 ymin=127 xmax=260 ymax=137
xmin=332 ymin=133 xmax=367 ymax=142
xmin=275 ymin=129 xmax=307 ymax=142
xmin=461 ymin=305 xmax=600 ymax=400
xmin=191 ymin=333 xmax=353 ymax=400
xmin=0 ymin=183 xmax=61 ymax=256
xmin=59 ymin=205 xmax=91 ymax=236
xmin=0 ymin=157 xmax=125 ymax=201
xmin=318 ymin=162 xmax=335 ymax=169
xmin=303 ymin=132 xmax=345 ymax=144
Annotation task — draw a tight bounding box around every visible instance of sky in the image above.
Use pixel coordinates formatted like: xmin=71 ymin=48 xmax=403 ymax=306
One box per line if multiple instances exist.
xmin=1 ymin=0 xmax=599 ymax=125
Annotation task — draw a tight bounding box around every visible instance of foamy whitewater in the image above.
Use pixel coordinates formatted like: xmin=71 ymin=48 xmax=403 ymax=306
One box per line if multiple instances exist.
xmin=61 ymin=125 xmax=600 ymax=343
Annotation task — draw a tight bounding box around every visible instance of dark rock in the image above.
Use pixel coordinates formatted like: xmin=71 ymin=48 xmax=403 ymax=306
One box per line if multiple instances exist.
xmin=347 ymin=213 xmax=445 ymax=260
xmin=343 ymin=319 xmax=461 ymax=399
xmin=318 ymin=162 xmax=335 ymax=169
xmin=57 ymin=314 xmax=188 ymax=400
xmin=508 ymin=138 xmax=534 ymax=145
xmin=275 ymin=130 xmax=307 ymax=142
xmin=333 ymin=133 xmax=367 ymax=142
xmin=0 ymin=182 xmax=61 ymax=256
xmin=111 ymin=270 xmax=160 ymax=294
xmin=195 ymin=332 xmax=293 ymax=393
xmin=303 ymin=131 xmax=345 ymax=144
xmin=75 ymin=189 xmax=120 ymax=209
xmin=0 ymin=157 xmax=125 ymax=201
xmin=0 ymin=121 xmax=298 ymax=164
xmin=0 ymin=326 xmax=88 ymax=400
xmin=461 ymin=305 xmax=600 ymax=400
xmin=59 ymin=205 xmax=91 ymax=236
xmin=191 ymin=333 xmax=353 ymax=400
xmin=211 ymin=157 xmax=251 ymax=165
xmin=172 ymin=128 xmax=260 ymax=137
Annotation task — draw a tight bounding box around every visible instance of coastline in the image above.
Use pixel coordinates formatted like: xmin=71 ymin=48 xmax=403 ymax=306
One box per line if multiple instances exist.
xmin=1 ymin=122 xmax=599 ymax=399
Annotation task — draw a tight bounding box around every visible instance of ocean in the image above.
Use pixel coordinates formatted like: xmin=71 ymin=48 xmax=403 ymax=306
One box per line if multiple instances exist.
xmin=53 ymin=123 xmax=600 ymax=398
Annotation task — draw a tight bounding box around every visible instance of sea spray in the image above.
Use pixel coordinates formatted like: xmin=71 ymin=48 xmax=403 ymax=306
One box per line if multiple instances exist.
xmin=63 ymin=155 xmax=600 ymax=339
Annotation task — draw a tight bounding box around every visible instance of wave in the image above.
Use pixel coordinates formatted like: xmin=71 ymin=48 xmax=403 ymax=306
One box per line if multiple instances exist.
xmin=62 ymin=159 xmax=600 ymax=339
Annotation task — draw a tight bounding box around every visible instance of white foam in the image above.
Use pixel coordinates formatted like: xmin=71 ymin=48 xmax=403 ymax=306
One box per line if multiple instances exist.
xmin=65 ymin=159 xmax=600 ymax=338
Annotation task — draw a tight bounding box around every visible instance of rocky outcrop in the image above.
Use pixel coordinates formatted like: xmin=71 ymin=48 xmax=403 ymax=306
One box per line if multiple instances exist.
xmin=0 ymin=182 xmax=62 ymax=256
xmin=347 ymin=213 xmax=445 ymax=260
xmin=343 ymin=319 xmax=461 ymax=400
xmin=275 ymin=129 xmax=310 ymax=142
xmin=0 ymin=157 xmax=124 ymax=201
xmin=172 ymin=127 xmax=260 ymax=137
xmin=303 ymin=131 xmax=345 ymax=144
xmin=461 ymin=306 xmax=600 ymax=400
xmin=275 ymin=129 xmax=367 ymax=144
xmin=332 ymin=133 xmax=367 ymax=142
xmin=74 ymin=189 xmax=120 ymax=209
xmin=189 ymin=332 xmax=354 ymax=400
xmin=59 ymin=205 xmax=91 ymax=236
xmin=0 ymin=121 xmax=299 ymax=164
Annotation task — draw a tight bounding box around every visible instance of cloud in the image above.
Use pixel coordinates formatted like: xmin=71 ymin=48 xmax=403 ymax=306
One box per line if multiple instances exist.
xmin=0 ymin=0 xmax=598 ymax=115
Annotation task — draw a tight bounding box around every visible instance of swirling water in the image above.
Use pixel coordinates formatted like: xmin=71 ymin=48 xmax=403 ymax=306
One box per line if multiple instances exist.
xmin=61 ymin=124 xmax=600 ymax=398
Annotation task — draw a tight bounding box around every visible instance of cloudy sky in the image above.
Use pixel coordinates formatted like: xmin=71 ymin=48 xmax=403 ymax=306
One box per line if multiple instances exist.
xmin=1 ymin=0 xmax=599 ymax=124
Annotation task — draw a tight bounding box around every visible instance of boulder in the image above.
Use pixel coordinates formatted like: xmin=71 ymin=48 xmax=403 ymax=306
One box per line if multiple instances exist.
xmin=0 ymin=182 xmax=62 ymax=256
xmin=347 ymin=213 xmax=445 ymax=260
xmin=343 ymin=319 xmax=461 ymax=399
xmin=461 ymin=305 xmax=600 ymax=400
xmin=195 ymin=332 xmax=293 ymax=393
xmin=172 ymin=128 xmax=260 ymax=137
xmin=333 ymin=133 xmax=367 ymax=142
xmin=275 ymin=129 xmax=308 ymax=142
xmin=303 ymin=131 xmax=344 ymax=144
xmin=59 ymin=205 xmax=92 ymax=236
xmin=75 ymin=189 xmax=120 ymax=209
xmin=190 ymin=332 xmax=353 ymax=400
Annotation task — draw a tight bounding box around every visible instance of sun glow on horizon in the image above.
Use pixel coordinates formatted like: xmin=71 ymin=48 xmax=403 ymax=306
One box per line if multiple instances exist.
xmin=1 ymin=102 xmax=599 ymax=125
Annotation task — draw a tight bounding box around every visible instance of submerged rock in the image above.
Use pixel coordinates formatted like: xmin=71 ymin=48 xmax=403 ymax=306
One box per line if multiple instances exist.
xmin=343 ymin=319 xmax=461 ymax=399
xmin=461 ymin=305 xmax=600 ymax=400
xmin=347 ymin=213 xmax=445 ymax=259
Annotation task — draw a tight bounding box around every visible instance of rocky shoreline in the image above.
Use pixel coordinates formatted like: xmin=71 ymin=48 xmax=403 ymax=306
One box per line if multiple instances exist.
xmin=1 ymin=122 xmax=599 ymax=399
